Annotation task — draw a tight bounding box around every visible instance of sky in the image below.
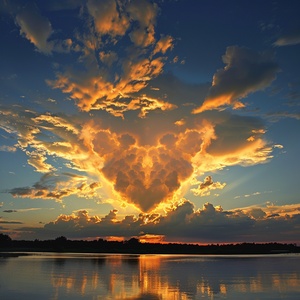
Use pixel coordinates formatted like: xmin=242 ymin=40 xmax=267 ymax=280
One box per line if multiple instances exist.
xmin=0 ymin=0 xmax=299 ymax=244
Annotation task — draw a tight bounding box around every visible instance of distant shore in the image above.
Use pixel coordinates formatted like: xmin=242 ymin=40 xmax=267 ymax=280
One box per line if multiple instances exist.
xmin=1 ymin=235 xmax=299 ymax=255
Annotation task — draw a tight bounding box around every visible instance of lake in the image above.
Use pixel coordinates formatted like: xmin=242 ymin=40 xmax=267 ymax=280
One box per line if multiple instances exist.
xmin=0 ymin=253 xmax=299 ymax=299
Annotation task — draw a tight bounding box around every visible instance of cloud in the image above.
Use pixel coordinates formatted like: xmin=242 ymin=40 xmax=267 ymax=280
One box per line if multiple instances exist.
xmin=193 ymin=46 xmax=280 ymax=113
xmin=0 ymin=2 xmax=279 ymax=215
xmin=191 ymin=175 xmax=226 ymax=197
xmin=154 ymin=35 xmax=174 ymax=55
xmin=86 ymin=0 xmax=130 ymax=37
xmin=3 ymin=210 xmax=18 ymax=213
xmin=2 ymin=208 xmax=42 ymax=213
xmin=274 ymin=31 xmax=300 ymax=46
xmin=0 ymin=220 xmax=23 ymax=224
xmin=8 ymin=172 xmax=101 ymax=201
xmin=47 ymin=52 xmax=171 ymax=117
xmin=100 ymin=142 xmax=194 ymax=212
xmin=15 ymin=200 xmax=300 ymax=243
xmin=142 ymin=72 xmax=210 ymax=108
xmin=15 ymin=3 xmax=54 ymax=54
xmin=267 ymin=111 xmax=300 ymax=121
xmin=45 ymin=0 xmax=174 ymax=117
xmin=127 ymin=0 xmax=158 ymax=47
xmin=138 ymin=233 xmax=165 ymax=243
xmin=0 ymin=145 xmax=17 ymax=152
xmin=1 ymin=105 xmax=274 ymax=212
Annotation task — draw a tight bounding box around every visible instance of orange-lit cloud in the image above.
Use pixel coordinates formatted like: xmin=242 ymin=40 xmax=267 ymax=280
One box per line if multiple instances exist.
xmin=86 ymin=0 xmax=130 ymax=37
xmin=41 ymin=0 xmax=174 ymax=118
xmin=0 ymin=105 xmax=274 ymax=213
xmin=191 ymin=175 xmax=226 ymax=197
xmin=154 ymin=35 xmax=174 ymax=54
xmin=193 ymin=46 xmax=280 ymax=113
xmin=138 ymin=233 xmax=165 ymax=243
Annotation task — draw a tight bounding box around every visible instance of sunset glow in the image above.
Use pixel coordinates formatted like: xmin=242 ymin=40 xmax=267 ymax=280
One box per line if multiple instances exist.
xmin=0 ymin=0 xmax=299 ymax=244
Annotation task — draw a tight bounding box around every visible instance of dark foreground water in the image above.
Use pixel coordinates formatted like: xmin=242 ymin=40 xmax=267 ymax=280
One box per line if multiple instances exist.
xmin=0 ymin=253 xmax=299 ymax=300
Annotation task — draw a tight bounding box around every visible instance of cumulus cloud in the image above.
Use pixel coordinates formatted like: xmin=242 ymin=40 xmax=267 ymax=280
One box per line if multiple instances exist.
xmin=16 ymin=200 xmax=300 ymax=243
xmin=193 ymin=46 xmax=280 ymax=113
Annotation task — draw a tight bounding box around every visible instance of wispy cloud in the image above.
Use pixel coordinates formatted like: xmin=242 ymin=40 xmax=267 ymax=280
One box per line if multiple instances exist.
xmin=0 ymin=145 xmax=17 ymax=152
xmin=0 ymin=220 xmax=23 ymax=224
xmin=7 ymin=172 xmax=101 ymax=201
xmin=3 ymin=210 xmax=18 ymax=213
xmin=3 ymin=208 xmax=43 ymax=213
xmin=274 ymin=30 xmax=300 ymax=47
xmin=267 ymin=111 xmax=300 ymax=121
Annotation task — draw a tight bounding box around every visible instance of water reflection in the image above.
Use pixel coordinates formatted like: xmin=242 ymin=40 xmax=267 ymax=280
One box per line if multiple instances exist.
xmin=0 ymin=254 xmax=299 ymax=299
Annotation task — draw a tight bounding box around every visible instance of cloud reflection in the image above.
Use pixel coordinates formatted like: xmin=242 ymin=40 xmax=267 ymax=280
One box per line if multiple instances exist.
xmin=39 ymin=254 xmax=300 ymax=299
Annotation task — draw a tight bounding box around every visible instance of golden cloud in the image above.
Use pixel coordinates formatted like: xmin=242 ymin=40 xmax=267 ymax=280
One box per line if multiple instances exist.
xmin=1 ymin=105 xmax=275 ymax=213
xmin=191 ymin=175 xmax=226 ymax=197
xmin=42 ymin=0 xmax=173 ymax=118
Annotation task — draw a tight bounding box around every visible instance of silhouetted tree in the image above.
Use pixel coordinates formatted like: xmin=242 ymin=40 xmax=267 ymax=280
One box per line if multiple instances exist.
xmin=0 ymin=233 xmax=12 ymax=242
xmin=126 ymin=238 xmax=140 ymax=245
xmin=55 ymin=236 xmax=67 ymax=243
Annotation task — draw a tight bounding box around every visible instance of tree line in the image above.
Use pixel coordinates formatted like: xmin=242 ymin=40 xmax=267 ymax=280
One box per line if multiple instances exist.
xmin=0 ymin=233 xmax=299 ymax=254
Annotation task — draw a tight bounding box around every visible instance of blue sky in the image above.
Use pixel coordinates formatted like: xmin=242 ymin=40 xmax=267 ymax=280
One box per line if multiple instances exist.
xmin=0 ymin=0 xmax=299 ymax=243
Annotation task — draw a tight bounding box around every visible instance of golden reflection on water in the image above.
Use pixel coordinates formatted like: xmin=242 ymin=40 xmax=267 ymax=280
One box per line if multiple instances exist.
xmin=45 ymin=254 xmax=300 ymax=299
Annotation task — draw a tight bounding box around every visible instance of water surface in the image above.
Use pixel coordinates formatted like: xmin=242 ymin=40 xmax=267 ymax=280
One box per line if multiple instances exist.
xmin=0 ymin=253 xmax=299 ymax=299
